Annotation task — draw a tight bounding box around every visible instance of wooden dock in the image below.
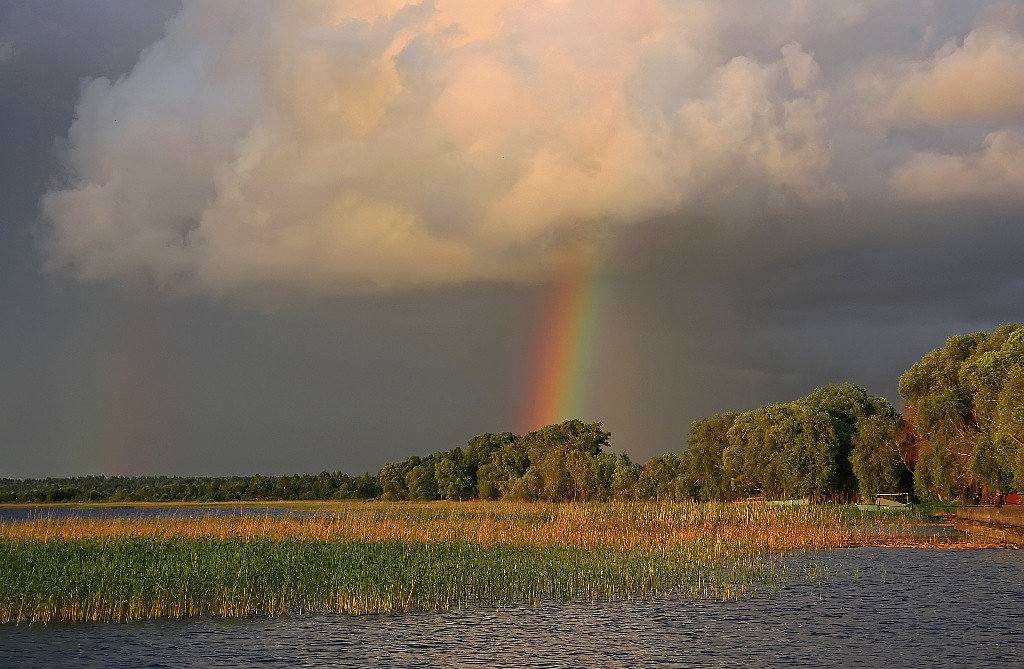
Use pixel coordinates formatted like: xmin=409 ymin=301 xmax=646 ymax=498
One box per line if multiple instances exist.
xmin=954 ymin=506 xmax=1024 ymax=543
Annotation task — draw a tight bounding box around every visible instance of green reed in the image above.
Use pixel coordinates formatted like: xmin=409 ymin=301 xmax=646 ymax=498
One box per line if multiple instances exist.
xmin=0 ymin=499 xmax=960 ymax=625
xmin=0 ymin=536 xmax=781 ymax=624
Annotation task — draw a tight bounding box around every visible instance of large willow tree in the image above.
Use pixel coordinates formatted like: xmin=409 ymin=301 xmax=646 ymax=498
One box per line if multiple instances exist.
xmin=899 ymin=324 xmax=1024 ymax=501
xmin=678 ymin=384 xmax=905 ymax=501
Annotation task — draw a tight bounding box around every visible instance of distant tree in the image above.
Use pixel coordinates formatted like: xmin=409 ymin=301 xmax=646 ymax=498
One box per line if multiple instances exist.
xmin=520 ymin=420 xmax=610 ymax=463
xmin=464 ymin=432 xmax=518 ymax=499
xmin=475 ymin=461 xmax=503 ymax=500
xmin=678 ymin=412 xmax=739 ymax=501
xmin=850 ymin=410 xmax=908 ymax=500
xmin=404 ymin=465 xmax=437 ymax=501
xmin=536 ymin=449 xmax=570 ymax=502
xmin=506 ymin=467 xmax=543 ymax=501
xmin=379 ymin=462 xmax=410 ymax=501
xmin=465 ymin=432 xmax=516 ymax=471
xmin=610 ymin=454 xmax=641 ymax=500
xmin=590 ymin=451 xmax=619 ymax=501
xmin=636 ymin=453 xmax=682 ymax=500
xmin=273 ymin=475 xmax=292 ymax=500
xmin=565 ymin=449 xmax=598 ymax=501
xmin=434 ymin=453 xmax=474 ymax=500
xmin=354 ymin=473 xmax=380 ymax=499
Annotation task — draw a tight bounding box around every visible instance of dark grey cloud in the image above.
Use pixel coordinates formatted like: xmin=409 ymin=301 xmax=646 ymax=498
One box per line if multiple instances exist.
xmin=0 ymin=1 xmax=180 ymax=204
xmin=3 ymin=1 xmax=1024 ymax=477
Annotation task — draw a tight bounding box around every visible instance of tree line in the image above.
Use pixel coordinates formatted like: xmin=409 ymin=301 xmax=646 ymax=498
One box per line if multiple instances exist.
xmin=3 ymin=324 xmax=1021 ymax=504
xmin=374 ymin=385 xmax=907 ymax=503
xmin=1 ymin=398 xmax=901 ymax=504
xmin=0 ymin=472 xmax=379 ymax=504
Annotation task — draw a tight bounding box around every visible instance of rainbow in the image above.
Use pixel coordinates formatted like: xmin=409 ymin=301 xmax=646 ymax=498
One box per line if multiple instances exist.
xmin=69 ymin=313 xmax=163 ymax=475
xmin=520 ymin=252 xmax=611 ymax=432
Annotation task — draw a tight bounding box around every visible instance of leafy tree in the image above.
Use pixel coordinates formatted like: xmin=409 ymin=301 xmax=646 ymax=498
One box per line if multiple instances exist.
xmin=900 ymin=325 xmax=1024 ymax=500
xmin=850 ymin=410 xmax=908 ymax=500
xmin=506 ymin=467 xmax=543 ymax=501
xmin=610 ymin=454 xmax=640 ymax=500
xmin=716 ymin=385 xmax=899 ymax=500
xmin=404 ymin=465 xmax=437 ymax=501
xmin=434 ymin=452 xmax=474 ymax=500
xmin=475 ymin=461 xmax=503 ymax=500
xmin=536 ymin=449 xmax=570 ymax=502
xmin=465 ymin=432 xmax=516 ymax=483
xmin=378 ymin=462 xmax=410 ymax=501
xmin=520 ymin=420 xmax=610 ymax=461
xmin=589 ymin=451 xmax=619 ymax=501
xmin=636 ymin=453 xmax=682 ymax=500
xmin=565 ymin=449 xmax=598 ymax=501
xmin=678 ymin=412 xmax=738 ymax=501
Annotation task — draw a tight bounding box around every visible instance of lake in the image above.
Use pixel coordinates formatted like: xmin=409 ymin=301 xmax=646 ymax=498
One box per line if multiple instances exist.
xmin=1 ymin=547 xmax=1021 ymax=667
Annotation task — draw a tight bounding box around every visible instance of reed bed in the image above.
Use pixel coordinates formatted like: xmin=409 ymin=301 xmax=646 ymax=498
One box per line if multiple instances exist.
xmin=0 ymin=537 xmax=783 ymax=624
xmin=0 ymin=501 xmax=865 ymax=550
xmin=0 ymin=501 xmax=963 ymax=625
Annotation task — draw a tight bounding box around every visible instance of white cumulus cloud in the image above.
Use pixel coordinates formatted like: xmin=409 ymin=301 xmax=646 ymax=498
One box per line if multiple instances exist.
xmin=38 ymin=0 xmax=848 ymax=298
xmin=891 ymin=130 xmax=1024 ymax=201
xmin=862 ymin=25 xmax=1024 ymax=128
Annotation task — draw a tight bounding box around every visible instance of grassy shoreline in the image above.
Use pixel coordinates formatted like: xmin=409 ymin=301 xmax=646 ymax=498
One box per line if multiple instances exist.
xmin=0 ymin=501 xmax=991 ymax=625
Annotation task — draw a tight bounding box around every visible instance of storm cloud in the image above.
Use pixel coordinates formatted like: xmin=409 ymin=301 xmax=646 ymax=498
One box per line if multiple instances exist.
xmin=5 ymin=1 xmax=1024 ymax=477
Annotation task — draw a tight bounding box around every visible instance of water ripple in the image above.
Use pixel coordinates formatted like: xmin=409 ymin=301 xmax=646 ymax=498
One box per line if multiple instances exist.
xmin=1 ymin=548 xmax=1022 ymax=668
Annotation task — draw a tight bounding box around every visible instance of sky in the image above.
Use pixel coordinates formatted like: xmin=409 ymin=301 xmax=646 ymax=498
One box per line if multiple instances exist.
xmin=3 ymin=0 xmax=1024 ymax=478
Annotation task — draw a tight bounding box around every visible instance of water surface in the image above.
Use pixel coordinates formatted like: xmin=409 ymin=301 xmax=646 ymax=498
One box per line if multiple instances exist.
xmin=1 ymin=547 xmax=1021 ymax=667
xmin=852 ymin=523 xmax=962 ymax=538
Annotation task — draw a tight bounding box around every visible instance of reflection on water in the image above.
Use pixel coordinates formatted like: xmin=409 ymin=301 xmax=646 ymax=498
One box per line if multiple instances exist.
xmin=1 ymin=548 xmax=1022 ymax=668
xmin=852 ymin=523 xmax=963 ymax=538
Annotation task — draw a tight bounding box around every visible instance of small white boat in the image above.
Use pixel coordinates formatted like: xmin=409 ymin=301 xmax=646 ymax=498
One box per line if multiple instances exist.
xmin=766 ymin=498 xmax=810 ymax=506
xmin=857 ymin=493 xmax=913 ymax=512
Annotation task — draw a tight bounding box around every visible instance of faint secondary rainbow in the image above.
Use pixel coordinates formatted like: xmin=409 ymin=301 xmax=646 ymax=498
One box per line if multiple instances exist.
xmin=520 ymin=250 xmax=612 ymax=432
xmin=71 ymin=313 xmax=163 ymax=475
